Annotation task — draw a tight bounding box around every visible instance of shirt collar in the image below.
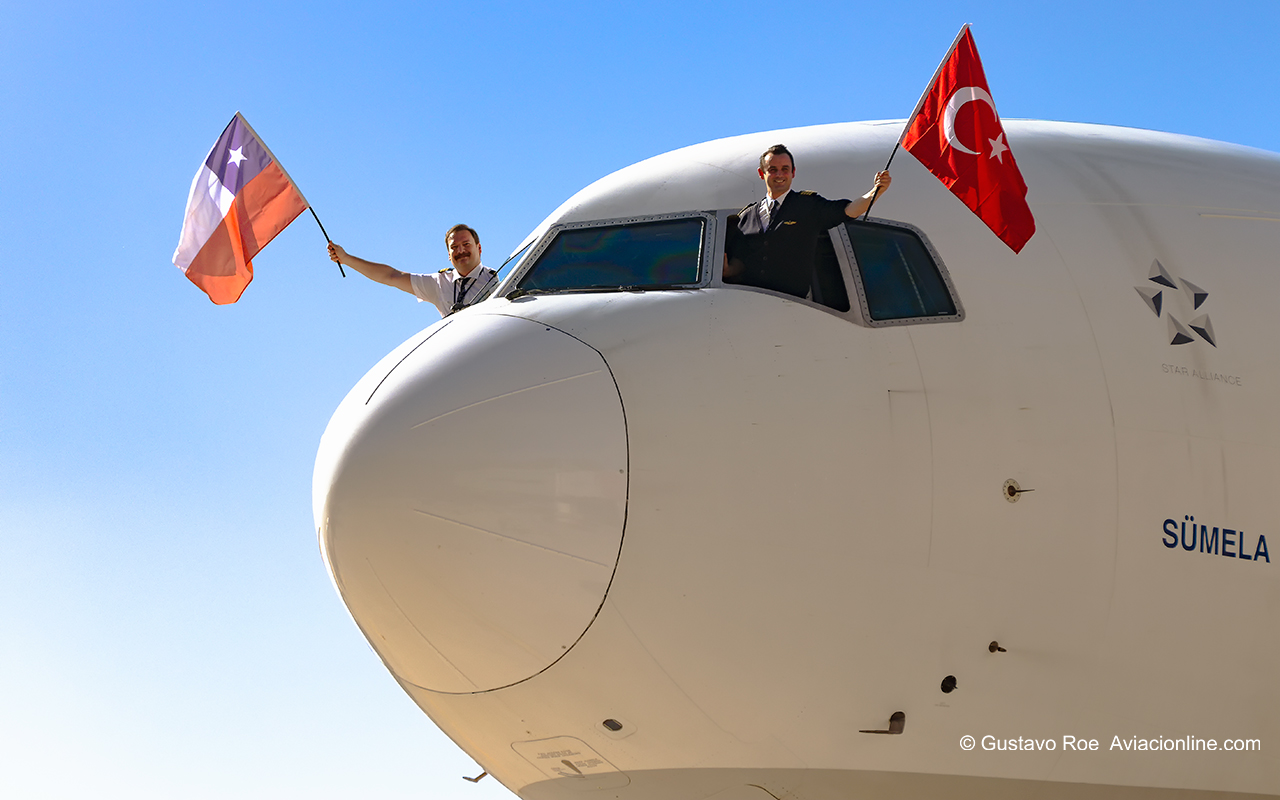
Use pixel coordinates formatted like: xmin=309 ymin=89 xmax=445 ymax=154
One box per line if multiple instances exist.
xmin=762 ymin=189 xmax=790 ymax=208
xmin=451 ymin=264 xmax=491 ymax=281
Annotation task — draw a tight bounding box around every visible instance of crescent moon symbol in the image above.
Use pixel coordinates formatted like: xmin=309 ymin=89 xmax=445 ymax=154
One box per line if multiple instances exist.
xmin=943 ymin=86 xmax=997 ymax=156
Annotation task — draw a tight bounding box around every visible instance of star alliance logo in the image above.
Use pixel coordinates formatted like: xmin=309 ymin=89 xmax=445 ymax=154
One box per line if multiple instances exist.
xmin=1134 ymin=259 xmax=1216 ymax=347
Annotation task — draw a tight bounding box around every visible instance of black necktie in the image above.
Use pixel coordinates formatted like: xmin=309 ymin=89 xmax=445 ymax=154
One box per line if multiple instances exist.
xmin=454 ymin=275 xmax=472 ymax=307
xmin=762 ymin=198 xmax=778 ymax=229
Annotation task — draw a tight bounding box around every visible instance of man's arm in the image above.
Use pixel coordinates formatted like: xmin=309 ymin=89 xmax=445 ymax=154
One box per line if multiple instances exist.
xmin=328 ymin=243 xmax=414 ymax=294
xmin=844 ymin=170 xmax=893 ymax=218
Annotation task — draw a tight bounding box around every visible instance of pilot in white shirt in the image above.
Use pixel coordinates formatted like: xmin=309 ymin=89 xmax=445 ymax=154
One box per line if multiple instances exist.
xmin=327 ymin=223 xmax=497 ymax=317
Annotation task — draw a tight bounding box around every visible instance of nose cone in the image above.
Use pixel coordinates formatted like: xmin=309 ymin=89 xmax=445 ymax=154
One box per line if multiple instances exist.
xmin=314 ymin=314 xmax=627 ymax=693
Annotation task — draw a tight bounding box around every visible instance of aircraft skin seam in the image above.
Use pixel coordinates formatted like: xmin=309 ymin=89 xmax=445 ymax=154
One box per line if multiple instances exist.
xmin=366 ymin=321 xmax=452 ymax=405
xmin=906 ymin=327 xmax=938 ymax=569
xmin=364 ymin=556 xmax=481 ymax=692
xmin=1039 ymin=225 xmax=1122 ymax=616
xmin=411 ymin=315 xmax=633 ymax=697
xmin=608 ymin=602 xmax=738 ymax=739
xmin=408 ymin=369 xmax=603 ymax=430
xmin=408 ymin=507 xmax=613 ymax=568
xmin=1197 ymin=213 xmax=1280 ymax=221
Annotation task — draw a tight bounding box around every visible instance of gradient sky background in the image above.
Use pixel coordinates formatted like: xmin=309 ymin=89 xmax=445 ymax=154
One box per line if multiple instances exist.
xmin=3 ymin=1 xmax=1277 ymax=798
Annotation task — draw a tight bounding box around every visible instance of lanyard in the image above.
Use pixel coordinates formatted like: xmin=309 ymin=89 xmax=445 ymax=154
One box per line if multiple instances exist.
xmin=454 ymin=274 xmax=472 ymax=307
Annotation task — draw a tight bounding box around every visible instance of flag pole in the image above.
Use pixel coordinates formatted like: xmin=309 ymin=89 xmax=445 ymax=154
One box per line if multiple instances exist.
xmin=309 ymin=207 xmax=346 ymax=278
xmin=233 ymin=112 xmax=346 ymax=279
xmin=862 ymin=23 xmax=971 ymax=221
xmin=860 ymin=142 xmax=901 ymax=221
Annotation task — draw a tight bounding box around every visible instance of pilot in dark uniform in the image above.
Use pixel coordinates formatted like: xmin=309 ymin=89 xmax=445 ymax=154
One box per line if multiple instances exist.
xmin=725 ymin=144 xmax=891 ymax=299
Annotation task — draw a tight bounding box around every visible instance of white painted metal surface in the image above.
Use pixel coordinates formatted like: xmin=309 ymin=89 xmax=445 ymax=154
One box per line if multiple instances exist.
xmin=315 ymin=314 xmax=627 ymax=693
xmin=315 ymin=120 xmax=1280 ymax=799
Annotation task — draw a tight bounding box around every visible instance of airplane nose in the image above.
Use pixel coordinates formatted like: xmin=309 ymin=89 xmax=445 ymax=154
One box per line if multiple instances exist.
xmin=314 ymin=314 xmax=628 ymax=693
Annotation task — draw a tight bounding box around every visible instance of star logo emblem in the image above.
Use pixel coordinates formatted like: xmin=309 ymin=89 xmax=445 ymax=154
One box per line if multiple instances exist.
xmin=988 ymin=133 xmax=1008 ymax=163
xmin=1134 ymin=259 xmax=1215 ymax=347
xmin=227 ymin=146 xmax=247 ymax=168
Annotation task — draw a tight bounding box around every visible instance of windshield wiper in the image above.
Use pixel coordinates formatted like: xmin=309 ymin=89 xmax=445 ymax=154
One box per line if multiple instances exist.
xmin=505 ymin=287 xmax=557 ymax=299
xmin=507 ymin=284 xmax=685 ymax=300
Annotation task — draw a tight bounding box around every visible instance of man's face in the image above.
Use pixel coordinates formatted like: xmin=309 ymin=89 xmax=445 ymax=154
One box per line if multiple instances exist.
xmin=447 ymin=230 xmax=482 ymax=275
xmin=758 ymin=153 xmax=795 ymax=198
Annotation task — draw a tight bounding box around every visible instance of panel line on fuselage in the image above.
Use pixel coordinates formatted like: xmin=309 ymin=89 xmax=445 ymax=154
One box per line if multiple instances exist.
xmin=409 ymin=506 xmax=614 ymax=568
xmin=408 ymin=369 xmax=604 ymax=430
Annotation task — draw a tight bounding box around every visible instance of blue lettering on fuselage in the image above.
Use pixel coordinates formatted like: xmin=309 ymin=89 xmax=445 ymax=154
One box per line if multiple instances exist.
xmin=1162 ymin=515 xmax=1270 ymax=563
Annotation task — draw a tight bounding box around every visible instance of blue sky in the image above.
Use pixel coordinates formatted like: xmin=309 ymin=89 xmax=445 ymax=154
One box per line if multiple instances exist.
xmin=2 ymin=2 xmax=1276 ymax=797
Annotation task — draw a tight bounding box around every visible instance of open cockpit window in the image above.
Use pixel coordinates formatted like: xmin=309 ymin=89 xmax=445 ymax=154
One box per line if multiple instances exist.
xmin=715 ymin=208 xmax=961 ymax=326
xmin=511 ymin=215 xmax=706 ymax=295
xmin=834 ymin=219 xmax=962 ymax=326
xmin=472 ymin=242 xmax=532 ymax=305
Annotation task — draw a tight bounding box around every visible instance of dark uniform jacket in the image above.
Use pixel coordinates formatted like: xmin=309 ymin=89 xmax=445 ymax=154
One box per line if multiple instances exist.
xmin=725 ymin=190 xmax=851 ymax=298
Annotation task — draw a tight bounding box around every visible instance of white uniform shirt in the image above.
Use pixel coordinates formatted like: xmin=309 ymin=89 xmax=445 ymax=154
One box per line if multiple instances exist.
xmin=408 ymin=265 xmax=498 ymax=317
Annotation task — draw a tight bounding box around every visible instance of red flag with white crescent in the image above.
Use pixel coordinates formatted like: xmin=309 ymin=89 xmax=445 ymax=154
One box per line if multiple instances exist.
xmin=901 ymin=26 xmax=1035 ymax=253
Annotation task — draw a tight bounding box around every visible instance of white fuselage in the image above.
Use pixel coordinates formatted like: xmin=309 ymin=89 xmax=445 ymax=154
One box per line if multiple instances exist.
xmin=313 ymin=120 xmax=1280 ymax=799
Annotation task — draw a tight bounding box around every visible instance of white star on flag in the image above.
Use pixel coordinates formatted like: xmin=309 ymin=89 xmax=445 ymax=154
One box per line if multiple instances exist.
xmin=227 ymin=146 xmax=247 ymax=167
xmin=988 ymin=133 xmax=1008 ymax=163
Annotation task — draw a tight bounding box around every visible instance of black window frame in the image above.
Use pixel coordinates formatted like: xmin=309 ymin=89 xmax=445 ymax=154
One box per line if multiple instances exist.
xmin=832 ymin=217 xmax=965 ymax=327
xmin=502 ymin=211 xmax=716 ymax=297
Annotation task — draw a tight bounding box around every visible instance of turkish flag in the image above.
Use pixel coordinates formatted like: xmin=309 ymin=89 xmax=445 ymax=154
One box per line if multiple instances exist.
xmin=901 ymin=27 xmax=1035 ymax=253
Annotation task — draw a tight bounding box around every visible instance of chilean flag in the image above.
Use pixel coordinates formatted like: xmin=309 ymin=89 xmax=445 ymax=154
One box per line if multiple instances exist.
xmin=172 ymin=113 xmax=309 ymax=304
xmin=901 ymin=26 xmax=1035 ymax=253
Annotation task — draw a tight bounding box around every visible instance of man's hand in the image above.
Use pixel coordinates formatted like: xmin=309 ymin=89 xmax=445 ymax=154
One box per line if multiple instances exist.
xmin=723 ymin=254 xmax=744 ymax=282
xmin=328 ymin=242 xmax=348 ymax=264
xmin=846 ymin=170 xmax=892 ymax=218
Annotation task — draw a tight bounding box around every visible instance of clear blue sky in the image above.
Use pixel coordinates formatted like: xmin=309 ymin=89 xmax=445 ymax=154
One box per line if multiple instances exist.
xmin=2 ymin=2 xmax=1276 ymax=797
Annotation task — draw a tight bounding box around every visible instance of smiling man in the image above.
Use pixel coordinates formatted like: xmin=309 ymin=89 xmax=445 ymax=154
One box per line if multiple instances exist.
xmin=725 ymin=144 xmax=891 ymax=299
xmin=328 ymin=224 xmax=498 ymax=317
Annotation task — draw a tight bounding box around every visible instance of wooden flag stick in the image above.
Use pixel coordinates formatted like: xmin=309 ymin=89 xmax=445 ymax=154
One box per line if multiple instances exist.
xmin=309 ymin=207 xmax=345 ymax=277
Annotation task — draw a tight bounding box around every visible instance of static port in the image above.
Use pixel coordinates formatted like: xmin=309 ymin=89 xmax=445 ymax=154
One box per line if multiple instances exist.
xmin=941 ymin=675 xmax=957 ymax=694
xmin=602 ymin=719 xmax=623 ymax=732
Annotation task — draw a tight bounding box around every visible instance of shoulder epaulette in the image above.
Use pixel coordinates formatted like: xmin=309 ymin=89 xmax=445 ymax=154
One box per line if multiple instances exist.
xmin=800 ymin=190 xmax=816 ymax=196
xmin=438 ymin=268 xmax=450 ymax=273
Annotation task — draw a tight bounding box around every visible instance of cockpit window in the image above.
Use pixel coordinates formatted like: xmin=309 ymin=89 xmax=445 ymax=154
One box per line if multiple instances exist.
xmin=471 ymin=242 xmax=532 ymax=305
xmin=515 ymin=217 xmax=704 ymax=293
xmin=837 ymin=219 xmax=961 ymax=325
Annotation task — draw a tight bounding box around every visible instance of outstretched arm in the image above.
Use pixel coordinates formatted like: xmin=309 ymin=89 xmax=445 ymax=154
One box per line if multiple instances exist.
xmin=328 ymin=243 xmax=413 ymax=294
xmin=844 ymin=171 xmax=892 ymax=218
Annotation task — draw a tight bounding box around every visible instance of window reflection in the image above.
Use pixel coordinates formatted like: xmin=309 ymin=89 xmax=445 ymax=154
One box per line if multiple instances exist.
xmin=844 ymin=221 xmax=956 ymax=321
xmin=517 ymin=218 xmax=703 ymax=292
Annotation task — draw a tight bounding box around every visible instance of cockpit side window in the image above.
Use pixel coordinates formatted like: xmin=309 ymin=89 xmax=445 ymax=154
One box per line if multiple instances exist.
xmin=810 ymin=233 xmax=851 ymax=312
xmin=513 ymin=216 xmax=704 ymax=294
xmin=472 ymin=242 xmax=532 ymax=305
xmin=835 ymin=219 xmax=963 ymax=326
xmin=714 ymin=210 xmax=961 ymax=326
